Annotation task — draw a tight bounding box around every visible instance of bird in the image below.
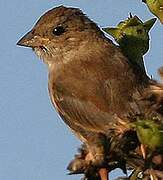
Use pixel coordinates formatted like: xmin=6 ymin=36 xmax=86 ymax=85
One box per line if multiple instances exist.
xmin=17 ymin=6 xmax=162 ymax=179
xmin=103 ymin=15 xmax=156 ymax=72
xmin=142 ymin=0 xmax=163 ymax=24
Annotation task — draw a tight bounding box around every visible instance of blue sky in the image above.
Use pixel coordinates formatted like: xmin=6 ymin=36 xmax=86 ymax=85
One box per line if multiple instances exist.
xmin=0 ymin=0 xmax=162 ymax=180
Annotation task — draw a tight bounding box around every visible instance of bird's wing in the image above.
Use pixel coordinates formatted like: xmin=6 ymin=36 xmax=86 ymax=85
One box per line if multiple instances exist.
xmin=49 ymin=76 xmax=141 ymax=142
xmin=54 ymin=93 xmax=118 ymax=135
xmin=51 ymin=83 xmax=148 ymax=143
xmin=48 ymin=46 xmax=147 ymax=141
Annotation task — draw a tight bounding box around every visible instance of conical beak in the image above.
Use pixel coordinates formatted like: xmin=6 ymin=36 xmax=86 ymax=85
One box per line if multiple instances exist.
xmin=17 ymin=30 xmax=35 ymax=47
xmin=17 ymin=29 xmax=46 ymax=48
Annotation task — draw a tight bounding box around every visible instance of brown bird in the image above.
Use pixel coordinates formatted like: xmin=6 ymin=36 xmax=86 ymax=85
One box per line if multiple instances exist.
xmin=17 ymin=6 xmax=161 ymax=179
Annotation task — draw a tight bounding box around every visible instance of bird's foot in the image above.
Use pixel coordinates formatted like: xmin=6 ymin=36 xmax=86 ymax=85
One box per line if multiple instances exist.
xmin=68 ymin=133 xmax=110 ymax=180
xmin=86 ymin=134 xmax=110 ymax=180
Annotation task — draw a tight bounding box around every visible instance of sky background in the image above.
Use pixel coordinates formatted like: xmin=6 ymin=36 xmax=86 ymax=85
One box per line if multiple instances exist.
xmin=0 ymin=0 xmax=162 ymax=180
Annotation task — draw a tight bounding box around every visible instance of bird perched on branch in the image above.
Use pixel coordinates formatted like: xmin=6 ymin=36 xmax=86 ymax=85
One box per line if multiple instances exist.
xmin=17 ymin=6 xmax=162 ymax=179
xmin=103 ymin=15 xmax=156 ymax=72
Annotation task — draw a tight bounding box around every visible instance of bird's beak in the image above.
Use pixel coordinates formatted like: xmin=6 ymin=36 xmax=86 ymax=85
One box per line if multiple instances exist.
xmin=17 ymin=30 xmax=36 ymax=47
xmin=17 ymin=30 xmax=48 ymax=48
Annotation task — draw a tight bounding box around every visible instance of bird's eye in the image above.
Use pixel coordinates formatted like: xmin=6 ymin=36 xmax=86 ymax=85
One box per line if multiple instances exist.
xmin=52 ymin=26 xmax=65 ymax=36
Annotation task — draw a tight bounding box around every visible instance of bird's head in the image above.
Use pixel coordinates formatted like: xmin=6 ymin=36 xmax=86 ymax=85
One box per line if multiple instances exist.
xmin=17 ymin=6 xmax=103 ymax=65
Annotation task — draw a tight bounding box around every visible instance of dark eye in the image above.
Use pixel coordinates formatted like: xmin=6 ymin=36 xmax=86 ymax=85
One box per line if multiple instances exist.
xmin=52 ymin=26 xmax=65 ymax=36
